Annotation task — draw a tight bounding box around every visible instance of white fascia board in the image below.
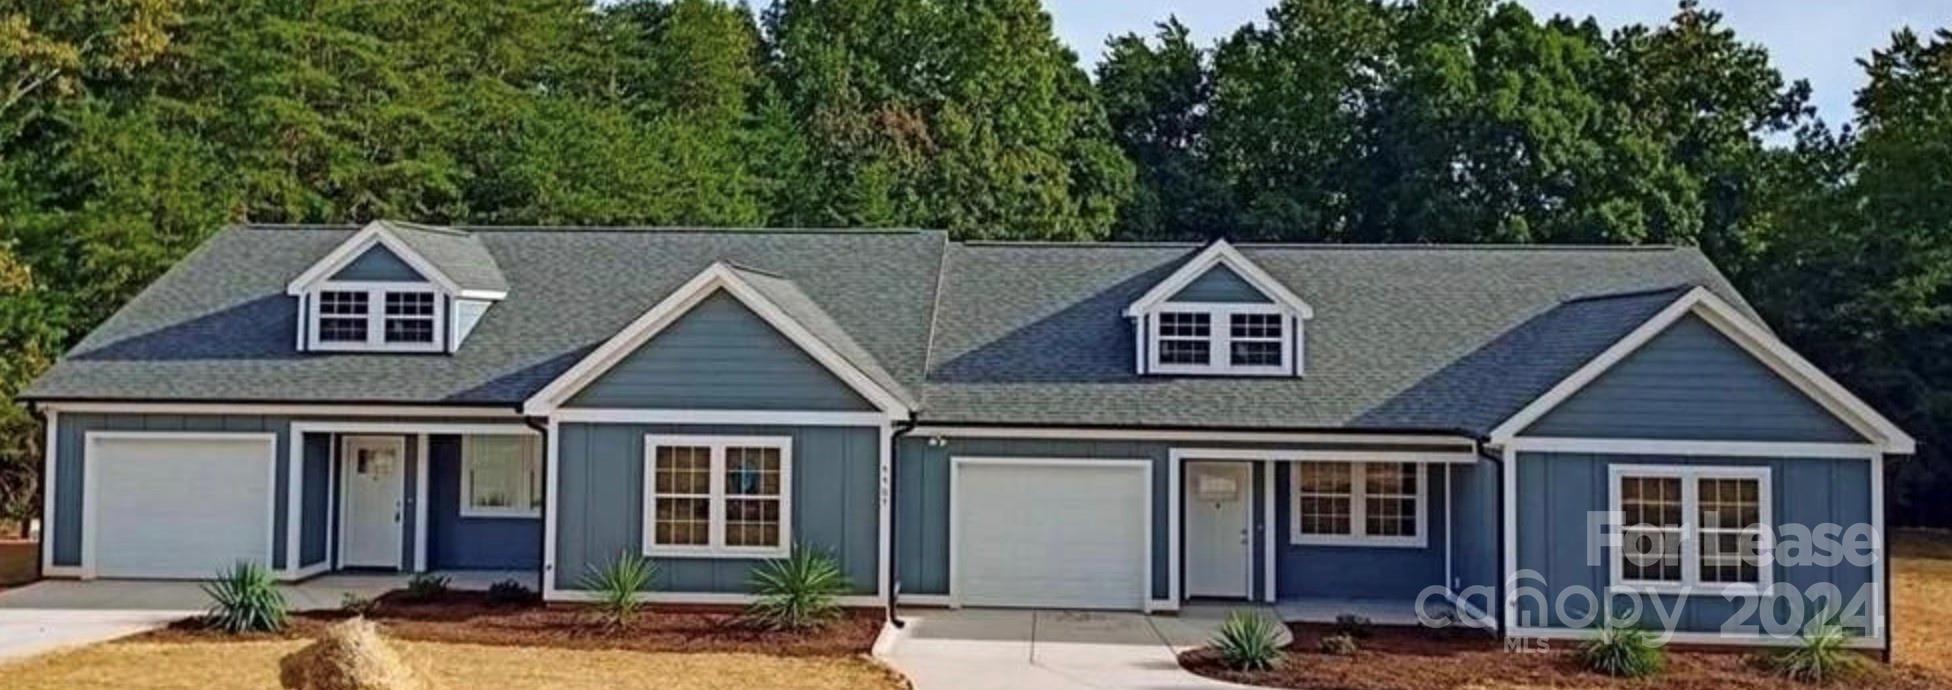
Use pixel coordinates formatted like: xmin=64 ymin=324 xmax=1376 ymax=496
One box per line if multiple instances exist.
xmin=522 ymin=262 xmax=910 ymax=418
xmin=285 ymin=221 xmax=463 ymax=297
xmin=1123 ymin=239 xmax=1314 ymax=319
xmin=1487 ymin=287 xmax=1916 ymax=454
xmin=906 ymin=425 xmax=1474 ymax=447
xmin=37 ymin=402 xmax=520 ymax=418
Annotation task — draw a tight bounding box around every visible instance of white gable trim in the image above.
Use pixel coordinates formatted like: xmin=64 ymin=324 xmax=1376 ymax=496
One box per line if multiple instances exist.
xmin=521 ymin=262 xmax=910 ymax=418
xmin=1487 ymin=287 xmax=1915 ymax=454
xmin=286 ymin=221 xmax=492 ymax=298
xmin=1124 ymin=239 xmax=1314 ymax=319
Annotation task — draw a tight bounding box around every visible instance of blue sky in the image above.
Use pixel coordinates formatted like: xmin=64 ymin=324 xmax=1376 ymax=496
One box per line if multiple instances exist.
xmin=1047 ymin=0 xmax=1952 ymax=127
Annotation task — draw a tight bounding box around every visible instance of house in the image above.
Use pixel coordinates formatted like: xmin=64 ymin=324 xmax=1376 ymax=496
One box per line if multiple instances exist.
xmin=20 ymin=221 xmax=1914 ymax=650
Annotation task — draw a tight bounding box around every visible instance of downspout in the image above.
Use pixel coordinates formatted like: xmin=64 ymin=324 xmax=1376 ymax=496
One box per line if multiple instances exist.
xmin=523 ymin=412 xmax=550 ymax=594
xmin=886 ymin=419 xmax=918 ymax=628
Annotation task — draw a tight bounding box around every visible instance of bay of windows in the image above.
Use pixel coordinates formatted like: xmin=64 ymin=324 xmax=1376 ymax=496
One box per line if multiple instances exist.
xmin=1610 ymin=465 xmax=1771 ymax=594
xmin=1291 ymin=461 xmax=1425 ymax=547
xmin=1149 ymin=305 xmax=1295 ymax=375
xmin=644 ymin=436 xmax=791 ymax=558
xmin=309 ymin=283 xmax=443 ymax=351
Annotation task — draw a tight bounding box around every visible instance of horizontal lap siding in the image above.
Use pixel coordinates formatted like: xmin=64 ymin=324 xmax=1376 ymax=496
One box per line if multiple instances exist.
xmin=1526 ymin=315 xmax=1864 ymax=442
xmin=1514 ymin=452 xmax=1875 ymax=633
xmin=894 ymin=436 xmax=1455 ymax=602
xmin=553 ymin=422 xmax=879 ymax=594
xmin=567 ymin=292 xmax=874 ymax=412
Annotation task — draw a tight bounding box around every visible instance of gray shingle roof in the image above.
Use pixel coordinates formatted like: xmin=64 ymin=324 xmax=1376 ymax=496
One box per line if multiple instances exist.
xmin=25 ymin=224 xmax=1750 ymax=435
xmin=383 ymin=221 xmax=509 ymax=294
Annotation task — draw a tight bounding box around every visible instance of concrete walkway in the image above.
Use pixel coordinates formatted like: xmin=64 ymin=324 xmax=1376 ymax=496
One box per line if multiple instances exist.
xmin=881 ymin=605 xmax=1285 ymax=689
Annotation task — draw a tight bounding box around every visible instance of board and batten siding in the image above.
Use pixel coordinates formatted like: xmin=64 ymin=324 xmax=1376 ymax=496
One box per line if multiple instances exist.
xmin=1513 ymin=452 xmax=1875 ymax=633
xmin=427 ymin=434 xmax=541 ymax=570
xmin=1165 ymin=264 xmax=1272 ymax=304
xmin=552 ymin=422 xmax=880 ymax=594
xmin=566 ymin=292 xmax=875 ymax=411
xmin=895 ymin=436 xmax=1454 ymax=603
xmin=1524 ymin=315 xmax=1865 ymax=442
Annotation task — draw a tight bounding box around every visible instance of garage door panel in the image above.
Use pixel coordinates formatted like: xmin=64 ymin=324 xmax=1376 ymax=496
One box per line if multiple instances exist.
xmin=90 ymin=437 xmax=275 ymax=579
xmin=956 ymin=461 xmax=1149 ymax=610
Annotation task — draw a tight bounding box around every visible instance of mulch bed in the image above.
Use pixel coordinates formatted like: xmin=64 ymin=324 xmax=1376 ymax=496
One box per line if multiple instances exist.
xmin=135 ymin=590 xmax=883 ymax=657
xmin=1179 ymin=623 xmax=1949 ymax=690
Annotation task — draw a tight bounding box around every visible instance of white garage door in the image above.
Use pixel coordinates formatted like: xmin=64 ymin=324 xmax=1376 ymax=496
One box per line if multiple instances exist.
xmin=88 ymin=435 xmax=277 ymax=579
xmin=955 ymin=459 xmax=1149 ymax=610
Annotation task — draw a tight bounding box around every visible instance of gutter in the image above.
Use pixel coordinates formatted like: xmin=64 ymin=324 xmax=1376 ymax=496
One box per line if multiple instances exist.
xmin=886 ymin=418 xmax=918 ymax=629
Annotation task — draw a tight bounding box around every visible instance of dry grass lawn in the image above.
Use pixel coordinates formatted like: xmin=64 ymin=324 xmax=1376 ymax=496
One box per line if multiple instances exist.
xmin=1892 ymin=528 xmax=1952 ymax=679
xmin=1 ymin=639 xmax=905 ymax=690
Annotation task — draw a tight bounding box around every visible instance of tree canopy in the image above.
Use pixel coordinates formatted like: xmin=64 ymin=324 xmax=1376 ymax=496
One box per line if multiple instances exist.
xmin=0 ymin=0 xmax=1946 ymax=526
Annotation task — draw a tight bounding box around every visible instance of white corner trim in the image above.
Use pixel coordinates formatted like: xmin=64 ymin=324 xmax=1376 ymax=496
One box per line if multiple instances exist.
xmin=521 ymin=262 xmax=910 ymax=418
xmin=877 ymin=422 xmax=893 ymax=602
xmin=1504 ymin=437 xmax=1882 ymax=459
xmin=1501 ymin=445 xmax=1518 ymax=632
xmin=1124 ymin=240 xmax=1314 ymax=319
xmin=541 ymin=417 xmax=561 ymax=599
xmin=285 ymin=221 xmax=463 ymax=297
xmin=80 ymin=431 xmax=280 ymax=580
xmin=1487 ymin=287 xmax=1915 ymax=454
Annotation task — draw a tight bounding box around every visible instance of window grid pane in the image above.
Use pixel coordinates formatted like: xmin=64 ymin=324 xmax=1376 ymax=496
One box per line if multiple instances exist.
xmin=1296 ymin=462 xmax=1354 ymax=536
xmin=1228 ymin=313 xmax=1284 ymax=366
xmin=383 ymin=292 xmax=436 ymax=344
xmin=1619 ymin=476 xmax=1685 ymax=582
xmin=1362 ymin=463 xmax=1418 ymax=538
xmin=724 ymin=446 xmax=782 ymax=548
xmin=1158 ymin=312 xmax=1212 ymax=365
xmin=1698 ymin=477 xmax=1763 ymax=584
xmin=653 ymin=446 xmax=712 ymax=546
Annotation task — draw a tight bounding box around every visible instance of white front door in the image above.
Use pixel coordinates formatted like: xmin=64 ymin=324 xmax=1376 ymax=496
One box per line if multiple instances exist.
xmin=339 ymin=436 xmax=404 ymax=569
xmin=1186 ymin=461 xmax=1251 ymax=598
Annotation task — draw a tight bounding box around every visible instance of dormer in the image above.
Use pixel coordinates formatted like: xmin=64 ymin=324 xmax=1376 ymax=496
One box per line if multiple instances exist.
xmin=1125 ymin=240 xmax=1313 ymax=376
xmin=286 ymin=221 xmax=508 ymax=354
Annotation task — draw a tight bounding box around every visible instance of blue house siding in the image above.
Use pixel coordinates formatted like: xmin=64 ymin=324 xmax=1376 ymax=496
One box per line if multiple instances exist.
xmin=1447 ymin=459 xmax=1499 ymax=599
xmin=1167 ymin=265 xmax=1271 ymax=303
xmin=330 ymin=245 xmax=424 ymax=282
xmin=552 ymin=422 xmax=880 ymax=594
xmin=894 ymin=436 xmax=1459 ymax=603
xmin=300 ymin=433 xmax=333 ymax=567
xmin=568 ymin=292 xmax=874 ymax=411
xmin=1525 ymin=315 xmax=1865 ymax=442
xmin=1272 ymin=462 xmax=1448 ymax=600
xmin=427 ymin=435 xmax=541 ymax=569
xmin=1512 ymin=452 xmax=1876 ymax=633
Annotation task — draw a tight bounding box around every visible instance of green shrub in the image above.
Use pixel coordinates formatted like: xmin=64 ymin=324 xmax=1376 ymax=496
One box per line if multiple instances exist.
xmin=1576 ymin=618 xmax=1664 ymax=679
xmin=1211 ymin=610 xmax=1285 ymax=671
xmin=339 ymin=593 xmax=378 ymax=617
xmin=1332 ymin=613 xmax=1373 ymax=639
xmin=1767 ymin=617 xmax=1867 ymax=684
xmin=201 ymin=562 xmax=288 ymax=634
xmin=487 ymin=578 xmax=535 ymax=605
xmin=580 ymin=551 xmax=657 ymax=629
xmin=402 ymin=573 xmax=450 ymax=602
xmin=1318 ymin=633 xmax=1359 ymax=656
xmin=746 ymin=548 xmax=851 ymax=631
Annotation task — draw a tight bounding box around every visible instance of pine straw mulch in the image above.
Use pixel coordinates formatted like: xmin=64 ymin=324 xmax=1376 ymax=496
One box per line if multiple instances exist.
xmin=134 ymin=590 xmax=883 ymax=658
xmin=1180 ymin=623 xmax=1949 ymax=690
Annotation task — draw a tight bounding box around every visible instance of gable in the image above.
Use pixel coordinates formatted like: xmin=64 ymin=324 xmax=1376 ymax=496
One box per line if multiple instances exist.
xmin=1167 ymin=264 xmax=1273 ymax=304
xmin=566 ymin=291 xmax=875 ymax=411
xmin=329 ymin=244 xmax=426 ymax=282
xmin=1526 ymin=314 xmax=1867 ymax=443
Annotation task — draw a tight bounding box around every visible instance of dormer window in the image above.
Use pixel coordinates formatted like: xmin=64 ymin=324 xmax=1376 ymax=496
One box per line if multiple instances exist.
xmin=1126 ymin=240 xmax=1313 ymax=377
xmin=306 ymin=284 xmax=445 ymax=352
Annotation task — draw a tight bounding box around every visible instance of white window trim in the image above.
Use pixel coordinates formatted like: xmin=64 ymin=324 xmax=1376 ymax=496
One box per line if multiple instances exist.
xmin=641 ymin=434 xmax=793 ymax=560
xmin=1147 ymin=302 xmax=1298 ymax=376
xmin=1289 ymin=461 xmax=1427 ymax=548
xmin=306 ymin=280 xmax=446 ymax=352
xmin=1607 ymin=464 xmax=1774 ymax=597
xmin=458 ymin=435 xmax=542 ymax=519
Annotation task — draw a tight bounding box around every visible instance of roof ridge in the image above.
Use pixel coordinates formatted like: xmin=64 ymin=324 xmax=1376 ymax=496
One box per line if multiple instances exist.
xmin=1562 ymin=284 xmax=1696 ymax=305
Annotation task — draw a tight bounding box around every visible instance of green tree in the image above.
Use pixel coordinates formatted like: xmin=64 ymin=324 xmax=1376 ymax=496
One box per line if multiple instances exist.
xmin=1097 ymin=18 xmax=1225 ymax=240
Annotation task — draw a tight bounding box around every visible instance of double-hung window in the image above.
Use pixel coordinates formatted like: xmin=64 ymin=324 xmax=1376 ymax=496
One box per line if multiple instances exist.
xmin=307 ymin=283 xmax=445 ymax=351
xmin=644 ymin=435 xmax=791 ymax=558
xmin=460 ymin=435 xmax=541 ymax=518
xmin=1609 ymin=465 xmax=1771 ymax=594
xmin=1148 ymin=305 xmax=1294 ymax=375
xmin=1291 ymin=461 xmax=1426 ymax=547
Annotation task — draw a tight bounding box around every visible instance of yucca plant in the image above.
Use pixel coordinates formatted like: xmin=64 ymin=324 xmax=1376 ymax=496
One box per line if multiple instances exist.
xmin=1576 ymin=617 xmax=1664 ymax=679
xmin=1768 ymin=617 xmax=1867 ymax=684
xmin=580 ymin=551 xmax=657 ymax=630
xmin=746 ymin=548 xmax=851 ymax=630
xmin=202 ymin=562 xmax=288 ymax=634
xmin=1210 ymin=610 xmax=1285 ymax=671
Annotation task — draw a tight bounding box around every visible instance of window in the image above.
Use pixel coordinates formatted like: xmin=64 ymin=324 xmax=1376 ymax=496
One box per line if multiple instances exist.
xmin=306 ymin=283 xmax=444 ymax=351
xmin=1147 ymin=305 xmax=1293 ymax=375
xmin=1290 ymin=461 xmax=1425 ymax=547
xmin=318 ymin=291 xmax=369 ymax=343
xmin=1610 ymin=465 xmax=1772 ymax=594
xmin=460 ymin=435 xmax=541 ymax=518
xmin=644 ymin=435 xmax=792 ymax=558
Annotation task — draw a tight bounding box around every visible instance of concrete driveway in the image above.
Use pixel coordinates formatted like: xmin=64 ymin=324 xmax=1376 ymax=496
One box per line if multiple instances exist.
xmin=880 ymin=606 xmax=1284 ymax=689
xmin=0 ymin=575 xmax=409 ymax=663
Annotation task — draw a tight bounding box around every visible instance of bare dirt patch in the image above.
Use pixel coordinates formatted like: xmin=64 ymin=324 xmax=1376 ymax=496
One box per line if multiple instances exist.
xmin=1181 ymin=623 xmax=1943 ymax=690
xmin=137 ymin=590 xmax=883 ymax=657
xmin=0 ymin=540 xmax=37 ymax=587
